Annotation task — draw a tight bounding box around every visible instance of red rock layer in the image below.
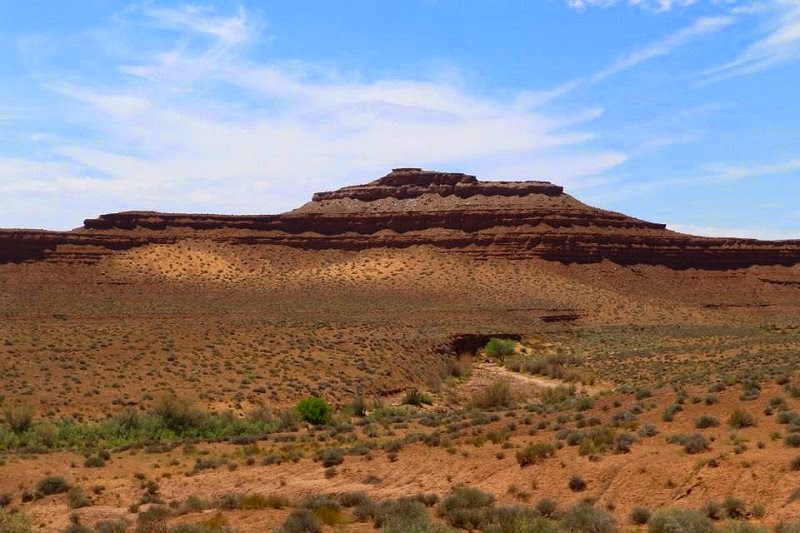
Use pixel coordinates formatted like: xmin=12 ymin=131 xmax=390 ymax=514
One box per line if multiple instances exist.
xmin=2 ymin=168 xmax=799 ymax=269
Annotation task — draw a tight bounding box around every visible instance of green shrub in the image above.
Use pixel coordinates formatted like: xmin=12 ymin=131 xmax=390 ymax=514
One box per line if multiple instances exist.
xmin=238 ymin=493 xmax=290 ymax=510
xmin=728 ymin=409 xmax=756 ymax=429
xmin=84 ymin=455 xmax=106 ymax=468
xmin=68 ymin=487 xmax=91 ymax=509
xmin=722 ymin=497 xmax=746 ymax=519
xmin=648 ymin=508 xmax=714 ymax=533
xmin=318 ymin=447 xmax=344 ymax=467
xmin=739 ymin=381 xmax=761 ymax=401
xmin=277 ymin=509 xmax=321 ymax=533
xmin=630 ymin=506 xmax=651 ymax=525
xmin=786 ymin=433 xmax=800 ymax=447
xmin=695 ymin=416 xmax=720 ymax=429
xmin=638 ymin=423 xmax=659 ymax=438
xmin=562 ymin=503 xmax=615 ymax=533
xmin=136 ymin=505 xmax=171 ymax=532
xmin=351 ymin=395 xmax=367 ymax=417
xmin=472 ymin=381 xmax=514 ymax=409
xmin=515 ymin=442 xmax=556 ymax=467
xmin=667 ymin=433 xmax=710 ymax=454
xmin=535 ymin=498 xmax=559 ymax=519
xmin=568 ymin=475 xmax=587 ymax=492
xmin=540 ymin=386 xmax=576 ymax=406
xmin=701 ymin=500 xmax=723 ymax=521
xmin=337 ymin=492 xmax=371 ymax=508
xmin=374 ymin=499 xmax=432 ymax=532
xmin=485 ymin=338 xmax=517 ymax=359
xmin=296 ymin=397 xmax=331 ymax=425
xmin=718 ymin=522 xmax=768 ymax=532
xmin=152 ymin=394 xmax=205 ymax=432
xmin=0 ymin=509 xmax=32 ymax=533
xmin=777 ymin=522 xmax=800 ymax=533
xmin=36 ymin=475 xmax=69 ymax=495
xmin=487 ymin=506 xmax=561 ymax=533
xmin=93 ymin=519 xmax=129 ymax=533
xmin=437 ymin=486 xmax=495 ymax=530
xmin=403 ymin=389 xmax=433 ymax=406
xmin=3 ymin=405 xmax=33 ymax=434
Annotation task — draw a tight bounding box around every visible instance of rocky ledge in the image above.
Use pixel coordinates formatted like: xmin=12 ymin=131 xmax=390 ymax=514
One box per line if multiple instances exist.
xmin=2 ymin=168 xmax=799 ymax=269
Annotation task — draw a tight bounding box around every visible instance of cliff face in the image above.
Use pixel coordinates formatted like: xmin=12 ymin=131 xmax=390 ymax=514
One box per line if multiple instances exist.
xmin=2 ymin=168 xmax=800 ymax=269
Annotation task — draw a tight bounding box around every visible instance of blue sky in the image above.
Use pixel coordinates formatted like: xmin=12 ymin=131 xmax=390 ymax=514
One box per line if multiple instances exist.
xmin=0 ymin=0 xmax=798 ymax=239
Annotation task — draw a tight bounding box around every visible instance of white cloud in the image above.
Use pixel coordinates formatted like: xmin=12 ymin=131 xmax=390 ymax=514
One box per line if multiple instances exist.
xmin=588 ymin=155 xmax=800 ymax=203
xmin=4 ymin=4 xmax=629 ymax=229
xmin=530 ymin=14 xmax=734 ymax=104
xmin=141 ymin=4 xmax=257 ymax=45
xmin=701 ymin=0 xmax=800 ymax=79
xmin=566 ymin=0 xmax=699 ymax=12
xmin=591 ymin=16 xmax=734 ymax=82
xmin=668 ymin=223 xmax=799 ymax=240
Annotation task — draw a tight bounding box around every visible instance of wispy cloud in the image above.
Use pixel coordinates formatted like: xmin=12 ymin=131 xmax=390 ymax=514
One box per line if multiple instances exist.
xmin=2 ymin=4 xmax=626 ymax=229
xmin=667 ymin=223 xmax=799 ymax=240
xmin=522 ymin=14 xmax=734 ymax=105
xmin=701 ymin=0 xmax=800 ymax=80
xmin=591 ymin=155 xmax=800 ymax=202
xmin=566 ymin=0 xmax=699 ymax=12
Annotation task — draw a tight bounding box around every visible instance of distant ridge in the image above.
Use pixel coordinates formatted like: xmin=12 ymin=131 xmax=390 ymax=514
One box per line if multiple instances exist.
xmin=1 ymin=168 xmax=799 ymax=268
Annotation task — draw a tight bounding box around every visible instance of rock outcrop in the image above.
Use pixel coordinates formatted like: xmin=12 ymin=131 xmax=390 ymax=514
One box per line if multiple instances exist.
xmin=2 ymin=168 xmax=799 ymax=269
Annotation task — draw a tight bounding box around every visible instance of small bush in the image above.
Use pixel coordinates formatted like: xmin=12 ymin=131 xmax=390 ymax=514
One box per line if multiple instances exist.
xmin=786 ymin=433 xmax=800 ymax=448
xmin=296 ymin=397 xmax=331 ymax=426
xmin=3 ymin=405 xmax=33 ymax=434
xmin=667 ymin=433 xmax=710 ymax=454
xmin=485 ymin=338 xmax=517 ymax=359
xmin=375 ymin=498 xmax=432 ymax=532
xmin=648 ymin=508 xmax=714 ymax=533
xmin=630 ymin=506 xmax=652 ymax=525
xmin=695 ymin=415 xmax=720 ymax=429
xmin=488 ymin=506 xmax=561 ymax=533
xmin=94 ymin=519 xmax=129 ymax=533
xmin=152 ymin=394 xmax=205 ymax=432
xmin=718 ymin=522 xmax=768 ymax=532
xmin=36 ymin=475 xmax=70 ymax=495
xmin=568 ymin=475 xmax=587 ymax=492
xmin=472 ymin=381 xmax=514 ymax=409
xmin=84 ymin=455 xmax=106 ymax=468
xmin=68 ymin=488 xmax=90 ymax=509
xmin=277 ymin=509 xmax=321 ymax=533
xmin=337 ymin=491 xmax=371 ymax=508
xmin=437 ymin=486 xmax=495 ymax=530
xmin=535 ymin=498 xmax=559 ymax=519
xmin=728 ymin=409 xmax=756 ymax=429
xmin=740 ymin=381 xmax=761 ymax=401
xmin=515 ymin=442 xmax=556 ymax=467
xmin=318 ymin=447 xmax=344 ymax=467
xmin=136 ymin=505 xmax=171 ymax=532
xmin=403 ymin=389 xmax=433 ymax=406
xmin=562 ymin=503 xmax=615 ymax=533
xmin=238 ymin=493 xmax=290 ymax=510
xmin=638 ymin=423 xmax=659 ymax=438
xmin=722 ymin=497 xmax=746 ymax=520
xmin=701 ymin=500 xmax=723 ymax=521
xmin=0 ymin=509 xmax=32 ymax=533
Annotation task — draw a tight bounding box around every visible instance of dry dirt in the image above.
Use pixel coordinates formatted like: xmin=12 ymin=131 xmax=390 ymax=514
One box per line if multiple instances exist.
xmin=1 ymin=242 xmax=800 ymax=531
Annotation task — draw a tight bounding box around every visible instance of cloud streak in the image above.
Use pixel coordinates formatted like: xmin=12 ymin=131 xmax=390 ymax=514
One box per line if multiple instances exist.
xmin=701 ymin=0 xmax=800 ymax=80
xmin=1 ymin=4 xmax=634 ymax=230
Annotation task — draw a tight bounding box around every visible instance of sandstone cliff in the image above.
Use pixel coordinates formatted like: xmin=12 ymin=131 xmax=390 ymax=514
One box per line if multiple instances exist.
xmin=2 ymin=168 xmax=799 ymax=269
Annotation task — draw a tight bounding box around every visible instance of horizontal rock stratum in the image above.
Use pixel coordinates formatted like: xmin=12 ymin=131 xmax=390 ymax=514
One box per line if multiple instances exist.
xmin=2 ymin=168 xmax=799 ymax=268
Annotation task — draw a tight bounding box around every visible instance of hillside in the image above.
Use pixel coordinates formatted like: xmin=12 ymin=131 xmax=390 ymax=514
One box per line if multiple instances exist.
xmin=1 ymin=169 xmax=800 ymax=532
xmin=2 ymin=168 xmax=800 ymax=268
